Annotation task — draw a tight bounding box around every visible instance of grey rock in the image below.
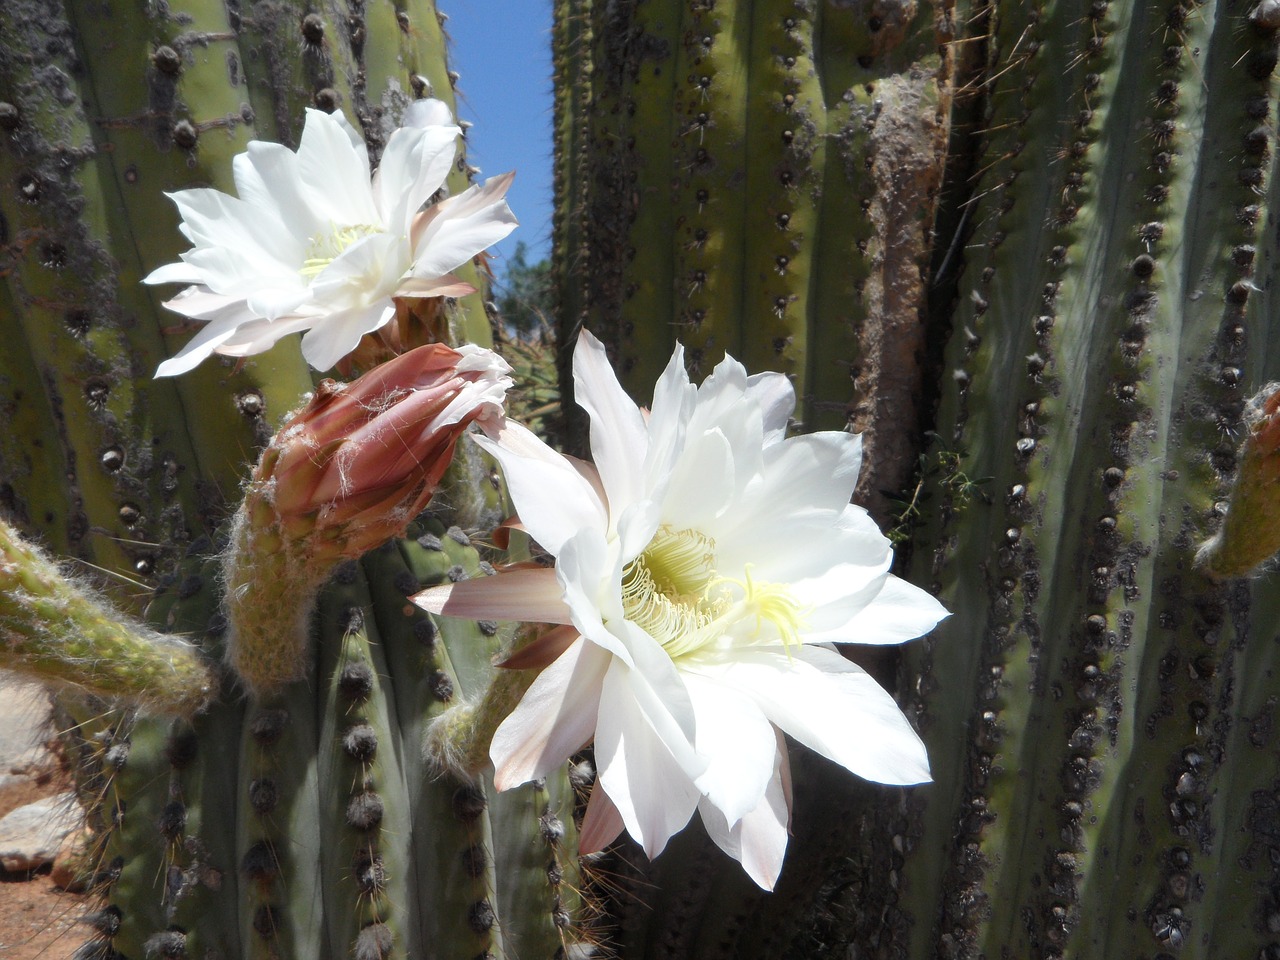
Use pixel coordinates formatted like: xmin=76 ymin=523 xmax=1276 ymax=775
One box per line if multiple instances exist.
xmin=0 ymin=791 xmax=83 ymax=872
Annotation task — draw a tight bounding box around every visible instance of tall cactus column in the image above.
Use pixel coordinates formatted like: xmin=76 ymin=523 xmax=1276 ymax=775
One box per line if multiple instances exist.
xmin=895 ymin=0 xmax=1280 ymax=957
xmin=553 ymin=0 xmax=954 ymax=516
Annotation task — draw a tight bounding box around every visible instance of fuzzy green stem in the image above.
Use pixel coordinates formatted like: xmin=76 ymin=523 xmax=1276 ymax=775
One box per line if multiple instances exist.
xmin=425 ymin=662 xmax=537 ymax=780
xmin=221 ymin=498 xmax=333 ymax=699
xmin=0 ymin=518 xmax=215 ymax=716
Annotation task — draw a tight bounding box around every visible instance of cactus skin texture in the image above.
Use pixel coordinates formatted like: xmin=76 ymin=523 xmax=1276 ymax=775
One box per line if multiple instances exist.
xmin=552 ymin=0 xmax=955 ymax=516
xmin=553 ymin=1 xmax=1280 ymax=959
xmin=0 ymin=1 xmax=581 ymax=957
xmin=894 ymin=2 xmax=1280 ymax=958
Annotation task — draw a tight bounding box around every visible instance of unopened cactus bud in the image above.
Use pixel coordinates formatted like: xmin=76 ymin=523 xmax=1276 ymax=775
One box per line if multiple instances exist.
xmin=224 ymin=343 xmax=511 ymax=696
xmin=1196 ymin=383 xmax=1280 ymax=578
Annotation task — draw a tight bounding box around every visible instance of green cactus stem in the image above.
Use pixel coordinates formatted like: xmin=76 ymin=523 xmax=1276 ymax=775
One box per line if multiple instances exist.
xmin=0 ymin=516 xmax=214 ymax=715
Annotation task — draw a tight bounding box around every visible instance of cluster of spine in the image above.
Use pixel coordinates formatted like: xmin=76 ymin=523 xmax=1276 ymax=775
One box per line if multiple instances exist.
xmin=68 ymin=520 xmax=582 ymax=959
xmin=552 ymin=0 xmax=953 ymax=512
xmin=894 ymin=0 xmax=1280 ymax=957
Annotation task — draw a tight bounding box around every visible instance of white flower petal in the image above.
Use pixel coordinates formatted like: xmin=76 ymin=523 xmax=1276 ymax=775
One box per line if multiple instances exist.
xmin=803 ymin=573 xmax=950 ymax=646
xmin=412 ymin=566 xmax=572 ymax=624
xmin=717 ymin=646 xmax=931 ymax=785
xmin=377 ymin=123 xmax=459 ymax=234
xmin=411 ymin=173 xmax=518 ymax=278
xmin=403 ymin=97 xmax=455 ymax=128
xmin=167 ymin=188 xmax=299 ymax=267
xmin=573 ymin=330 xmax=650 ymax=523
xmin=239 ymin=140 xmax=322 ymax=239
xmin=660 ymin=426 xmax=734 ymax=530
xmin=594 ymin=659 xmax=703 ymax=859
xmin=746 ymin=371 xmax=796 ymax=446
xmin=490 ymin=637 xmax=610 ymax=789
xmin=153 ymin=302 xmax=261 ymax=377
xmin=299 ymin=302 xmax=395 ymax=370
xmin=296 ymin=108 xmax=378 ymax=225
xmin=698 ymin=753 xmax=790 ymax=890
xmin=144 ymin=261 xmax=204 ymax=286
xmin=643 ymin=342 xmax=696 ymax=496
xmin=682 ymin=672 xmax=776 ymax=825
xmin=472 ymin=424 xmax=607 ymax=557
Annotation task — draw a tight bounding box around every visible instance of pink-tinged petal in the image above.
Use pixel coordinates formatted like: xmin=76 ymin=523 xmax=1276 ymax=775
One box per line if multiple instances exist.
xmin=710 ymin=645 xmax=931 ymax=786
xmin=411 ymin=173 xmax=518 ymax=278
xmin=412 ymin=566 xmax=573 ymax=624
xmin=498 ymin=625 xmax=580 ymax=670
xmin=803 ymin=573 xmax=949 ymax=646
xmin=745 ymin=371 xmax=796 ymax=446
xmin=394 ymin=274 xmax=476 ymax=298
xmin=572 ymin=329 xmax=650 ymax=521
xmin=490 ymin=637 xmax=610 ymax=789
xmin=594 ymin=659 xmax=703 ymax=859
xmin=154 ymin=286 xmax=239 ymax=320
xmin=682 ymin=672 xmax=775 ymax=825
xmin=214 ymin=314 xmax=319 ymax=356
xmin=579 ymin=785 xmax=626 ymax=855
xmin=472 ymin=422 xmax=607 ymax=556
xmin=299 ymin=303 xmax=396 ymax=371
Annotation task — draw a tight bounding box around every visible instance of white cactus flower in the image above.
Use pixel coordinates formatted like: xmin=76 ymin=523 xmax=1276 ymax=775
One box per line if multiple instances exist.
xmin=416 ymin=330 xmax=948 ymax=890
xmin=146 ymin=100 xmax=516 ymax=375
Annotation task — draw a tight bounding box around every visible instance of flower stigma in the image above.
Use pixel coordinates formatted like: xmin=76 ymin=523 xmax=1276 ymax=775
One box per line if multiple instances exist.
xmin=300 ymin=223 xmax=382 ymax=279
xmin=620 ymin=525 xmax=808 ymax=659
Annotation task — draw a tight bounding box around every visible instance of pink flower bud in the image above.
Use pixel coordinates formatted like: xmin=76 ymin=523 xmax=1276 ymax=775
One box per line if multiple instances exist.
xmin=264 ymin=342 xmax=511 ymax=559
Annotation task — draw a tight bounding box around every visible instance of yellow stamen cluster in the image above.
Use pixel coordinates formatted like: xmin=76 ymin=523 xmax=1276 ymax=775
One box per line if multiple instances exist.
xmin=300 ymin=223 xmax=381 ymax=279
xmin=620 ymin=525 xmax=809 ymax=659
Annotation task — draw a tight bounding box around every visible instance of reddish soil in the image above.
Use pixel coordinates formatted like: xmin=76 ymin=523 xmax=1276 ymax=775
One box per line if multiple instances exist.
xmin=0 ymin=762 xmax=88 ymax=960
xmin=0 ymin=871 xmax=85 ymax=960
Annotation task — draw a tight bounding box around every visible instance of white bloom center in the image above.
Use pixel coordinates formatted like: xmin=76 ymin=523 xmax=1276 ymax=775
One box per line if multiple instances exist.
xmin=621 ymin=524 xmax=807 ymax=658
xmin=300 ymin=222 xmax=382 ymax=279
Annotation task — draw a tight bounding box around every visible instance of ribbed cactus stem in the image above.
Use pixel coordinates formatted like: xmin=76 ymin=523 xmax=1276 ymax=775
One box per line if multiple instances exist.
xmin=0 ymin=517 xmax=214 ymax=715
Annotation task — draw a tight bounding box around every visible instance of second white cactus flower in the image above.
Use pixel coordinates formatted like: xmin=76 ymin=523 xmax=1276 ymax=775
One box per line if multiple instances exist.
xmin=415 ymin=330 xmax=949 ymax=890
xmin=146 ymin=100 xmax=516 ymax=375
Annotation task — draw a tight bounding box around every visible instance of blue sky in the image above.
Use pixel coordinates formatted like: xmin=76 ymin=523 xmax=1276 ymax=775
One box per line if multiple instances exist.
xmin=443 ymin=2 xmax=555 ymax=266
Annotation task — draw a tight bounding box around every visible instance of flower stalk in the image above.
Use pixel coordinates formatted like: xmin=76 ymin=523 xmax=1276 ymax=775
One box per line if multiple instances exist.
xmin=223 ymin=343 xmax=511 ymax=697
xmin=1196 ymin=383 xmax=1280 ymax=578
xmin=0 ymin=518 xmax=215 ymax=716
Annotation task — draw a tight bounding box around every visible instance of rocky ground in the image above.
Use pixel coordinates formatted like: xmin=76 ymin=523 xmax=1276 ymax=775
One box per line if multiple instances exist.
xmin=0 ymin=675 xmax=89 ymax=960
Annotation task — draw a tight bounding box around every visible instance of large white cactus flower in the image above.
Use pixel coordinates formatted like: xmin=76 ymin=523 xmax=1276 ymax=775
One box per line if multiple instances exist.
xmin=145 ymin=100 xmax=516 ymax=376
xmin=415 ymin=330 xmax=948 ymax=890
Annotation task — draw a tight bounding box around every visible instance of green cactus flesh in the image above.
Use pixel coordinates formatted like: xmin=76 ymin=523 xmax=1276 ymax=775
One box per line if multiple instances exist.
xmin=69 ymin=520 xmax=581 ymax=960
xmin=893 ymin=1 xmax=1280 ymax=958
